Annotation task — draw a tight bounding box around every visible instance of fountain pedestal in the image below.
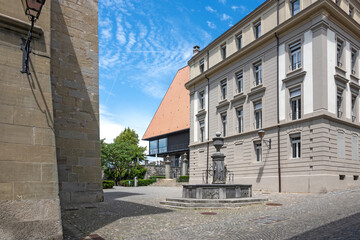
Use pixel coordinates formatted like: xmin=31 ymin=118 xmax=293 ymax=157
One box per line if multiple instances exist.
xmin=182 ymin=184 xmax=252 ymax=199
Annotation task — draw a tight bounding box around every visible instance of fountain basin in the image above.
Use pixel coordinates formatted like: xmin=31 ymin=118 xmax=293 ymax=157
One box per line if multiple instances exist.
xmin=182 ymin=184 xmax=252 ymax=199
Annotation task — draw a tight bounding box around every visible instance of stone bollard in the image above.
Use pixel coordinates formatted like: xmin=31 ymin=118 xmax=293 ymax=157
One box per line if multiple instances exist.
xmin=182 ymin=153 xmax=188 ymax=176
xmin=134 ymin=177 xmax=138 ymax=187
xmin=165 ymin=155 xmax=171 ymax=179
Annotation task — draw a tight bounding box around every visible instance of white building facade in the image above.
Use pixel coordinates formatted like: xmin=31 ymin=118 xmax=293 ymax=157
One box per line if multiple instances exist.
xmin=186 ymin=0 xmax=360 ymax=193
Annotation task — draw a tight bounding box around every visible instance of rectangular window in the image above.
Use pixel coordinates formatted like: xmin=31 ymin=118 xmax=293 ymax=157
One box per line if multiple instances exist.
xmin=221 ymin=113 xmax=227 ymax=137
xmin=352 ymin=135 xmax=358 ymax=160
xmin=290 ymin=41 xmax=302 ymax=70
xmin=337 ymin=89 xmax=343 ymax=118
xmin=335 ymin=0 xmax=340 ymax=6
xmin=254 ymin=141 xmax=262 ymax=162
xmin=338 ymin=131 xmax=345 ymax=158
xmin=199 ymin=91 xmax=205 ymax=110
xmin=254 ymin=20 xmax=261 ymax=39
xmin=254 ymin=62 xmax=262 ymax=86
xmin=337 ymin=39 xmax=343 ymax=68
xmin=352 ymin=95 xmax=356 ymax=122
xmin=221 ymin=44 xmax=226 ymax=59
xmin=149 ymin=140 xmax=158 ymax=155
xmin=290 ymin=134 xmax=301 ymax=158
xmin=236 ymin=71 xmax=243 ymax=93
xmin=200 ymin=121 xmax=205 ymax=142
xmin=237 ymin=108 xmax=243 ymax=133
xmin=351 ymin=49 xmax=356 ymax=75
xmin=236 ymin=34 xmax=242 ymax=50
xmin=290 ymin=87 xmax=301 ymax=120
xmin=199 ymin=58 xmax=204 ymax=73
xmin=221 ymin=80 xmax=227 ymax=100
xmin=254 ymin=101 xmax=262 ymax=129
xmin=158 ymin=138 xmax=167 ymax=154
xmin=291 ymin=0 xmax=300 ymax=16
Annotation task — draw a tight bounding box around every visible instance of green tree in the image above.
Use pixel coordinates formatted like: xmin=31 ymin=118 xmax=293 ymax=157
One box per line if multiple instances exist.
xmin=101 ymin=128 xmax=147 ymax=184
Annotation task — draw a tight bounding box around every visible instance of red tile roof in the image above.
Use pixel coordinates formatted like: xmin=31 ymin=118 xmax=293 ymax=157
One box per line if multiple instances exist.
xmin=142 ymin=66 xmax=190 ymax=140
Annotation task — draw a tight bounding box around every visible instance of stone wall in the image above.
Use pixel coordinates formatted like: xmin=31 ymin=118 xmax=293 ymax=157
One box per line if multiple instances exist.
xmin=51 ymin=0 xmax=103 ymax=203
xmin=0 ymin=1 xmax=62 ymax=239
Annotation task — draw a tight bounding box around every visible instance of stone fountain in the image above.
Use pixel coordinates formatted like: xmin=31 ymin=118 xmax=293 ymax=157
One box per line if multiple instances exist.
xmin=182 ymin=132 xmax=252 ymax=199
xmin=160 ymin=133 xmax=268 ymax=208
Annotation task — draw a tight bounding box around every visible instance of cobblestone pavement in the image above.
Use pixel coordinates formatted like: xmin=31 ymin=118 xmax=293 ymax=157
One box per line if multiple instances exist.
xmin=62 ymin=186 xmax=360 ymax=240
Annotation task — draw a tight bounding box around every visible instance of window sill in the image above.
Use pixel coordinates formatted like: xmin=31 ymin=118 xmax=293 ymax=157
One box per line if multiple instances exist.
xmin=286 ymin=67 xmax=303 ymax=77
xmin=334 ymin=73 xmax=349 ymax=89
xmin=282 ymin=70 xmax=306 ymax=87
xmin=231 ymin=92 xmax=246 ymax=105
xmin=350 ymin=74 xmax=359 ymax=83
xmin=335 ymin=66 xmax=346 ymax=76
xmin=196 ymin=109 xmax=207 ymax=117
xmin=216 ymin=99 xmax=230 ymax=109
xmin=248 ymin=85 xmax=266 ymax=98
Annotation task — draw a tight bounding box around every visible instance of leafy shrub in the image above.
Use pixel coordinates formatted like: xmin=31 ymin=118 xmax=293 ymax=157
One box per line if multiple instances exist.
xmin=178 ymin=176 xmax=189 ymax=182
xmin=119 ymin=180 xmax=134 ymax=187
xmin=102 ymin=180 xmax=115 ymax=189
xmin=119 ymin=178 xmax=157 ymax=187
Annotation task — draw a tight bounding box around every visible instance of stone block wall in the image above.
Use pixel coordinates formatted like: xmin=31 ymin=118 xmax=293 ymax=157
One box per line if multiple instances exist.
xmin=0 ymin=1 xmax=62 ymax=239
xmin=51 ymin=0 xmax=103 ymax=203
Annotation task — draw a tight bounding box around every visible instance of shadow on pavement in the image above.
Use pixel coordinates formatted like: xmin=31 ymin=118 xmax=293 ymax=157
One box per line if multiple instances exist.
xmin=289 ymin=212 xmax=360 ymax=240
xmin=62 ymin=190 xmax=173 ymax=239
xmin=105 ymin=191 xmax=144 ymax=201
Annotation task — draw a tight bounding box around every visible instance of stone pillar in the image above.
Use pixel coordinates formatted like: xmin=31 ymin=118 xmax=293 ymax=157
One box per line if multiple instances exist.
xmin=182 ymin=153 xmax=188 ymax=176
xmin=212 ymin=132 xmax=226 ymax=184
xmin=165 ymin=155 xmax=171 ymax=179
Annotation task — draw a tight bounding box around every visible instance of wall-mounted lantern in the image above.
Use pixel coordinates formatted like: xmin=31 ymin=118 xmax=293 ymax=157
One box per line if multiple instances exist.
xmin=20 ymin=0 xmax=46 ymax=75
xmin=258 ymin=129 xmax=271 ymax=149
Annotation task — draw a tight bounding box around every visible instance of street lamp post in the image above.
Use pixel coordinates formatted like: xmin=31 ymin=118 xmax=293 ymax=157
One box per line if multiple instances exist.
xmin=258 ymin=129 xmax=271 ymax=149
xmin=20 ymin=0 xmax=46 ymax=75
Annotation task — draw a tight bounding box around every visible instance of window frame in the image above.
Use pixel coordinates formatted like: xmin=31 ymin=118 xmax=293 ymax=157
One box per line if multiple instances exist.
xmin=351 ymin=48 xmax=357 ymax=76
xmin=352 ymin=94 xmax=357 ymax=122
xmin=349 ymin=4 xmax=354 ymax=18
xmin=254 ymin=62 xmax=262 ymax=86
xmin=254 ymin=141 xmax=262 ymax=162
xmin=254 ymin=101 xmax=262 ymax=129
xmin=221 ymin=44 xmax=227 ymax=60
xmin=221 ymin=112 xmax=227 ymax=137
xmin=336 ymin=38 xmax=344 ymax=68
xmin=337 ymin=89 xmax=343 ymax=118
xmin=199 ymin=91 xmax=205 ymax=110
xmin=220 ymin=79 xmax=227 ymax=100
xmin=254 ymin=20 xmax=261 ymax=39
xmin=236 ymin=33 xmax=243 ymax=50
xmin=291 ymin=0 xmax=300 ymax=16
xmin=236 ymin=107 xmax=244 ymax=133
xmin=199 ymin=58 xmax=204 ymax=73
xmin=290 ymin=133 xmax=301 ymax=159
xmin=289 ymin=40 xmax=302 ymax=71
xmin=236 ymin=71 xmax=243 ymax=94
xmin=199 ymin=121 xmax=205 ymax=142
xmin=289 ymin=87 xmax=302 ymax=120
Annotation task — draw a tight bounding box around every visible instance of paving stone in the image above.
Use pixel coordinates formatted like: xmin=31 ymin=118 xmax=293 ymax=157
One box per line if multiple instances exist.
xmin=62 ymin=186 xmax=360 ymax=240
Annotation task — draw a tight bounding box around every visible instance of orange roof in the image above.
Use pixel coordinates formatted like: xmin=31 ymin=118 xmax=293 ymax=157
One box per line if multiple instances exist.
xmin=143 ymin=66 xmax=190 ymax=140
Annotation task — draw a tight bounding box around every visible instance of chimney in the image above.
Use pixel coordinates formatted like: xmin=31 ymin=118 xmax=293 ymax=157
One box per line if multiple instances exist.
xmin=193 ymin=45 xmax=200 ymax=56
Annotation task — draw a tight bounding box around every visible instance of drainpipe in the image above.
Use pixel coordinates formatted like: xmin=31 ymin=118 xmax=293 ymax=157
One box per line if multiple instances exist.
xmin=205 ymin=73 xmax=210 ymax=184
xmin=276 ymin=0 xmax=282 ymax=193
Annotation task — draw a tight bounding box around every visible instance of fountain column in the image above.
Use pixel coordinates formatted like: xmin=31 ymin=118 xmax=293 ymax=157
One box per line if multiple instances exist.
xmin=212 ymin=132 xmax=226 ymax=184
xmin=181 ymin=153 xmax=188 ymax=176
xmin=165 ymin=155 xmax=171 ymax=179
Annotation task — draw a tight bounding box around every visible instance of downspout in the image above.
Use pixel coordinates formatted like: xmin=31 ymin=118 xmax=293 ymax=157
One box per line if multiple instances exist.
xmin=205 ymin=73 xmax=210 ymax=184
xmin=276 ymin=0 xmax=282 ymax=193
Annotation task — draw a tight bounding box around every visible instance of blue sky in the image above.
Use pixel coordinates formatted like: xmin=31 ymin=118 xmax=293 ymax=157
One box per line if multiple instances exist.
xmin=98 ymin=0 xmax=267 ymax=149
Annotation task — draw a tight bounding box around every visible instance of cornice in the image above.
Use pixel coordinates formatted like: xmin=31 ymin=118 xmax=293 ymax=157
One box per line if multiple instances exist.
xmin=186 ymin=0 xmax=360 ymax=90
xmin=0 ymin=13 xmax=43 ymax=38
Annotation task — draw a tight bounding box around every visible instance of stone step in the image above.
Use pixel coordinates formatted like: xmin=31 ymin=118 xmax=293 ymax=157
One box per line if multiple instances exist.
xmin=165 ymin=197 xmax=267 ymax=204
xmin=160 ymin=197 xmax=268 ymax=209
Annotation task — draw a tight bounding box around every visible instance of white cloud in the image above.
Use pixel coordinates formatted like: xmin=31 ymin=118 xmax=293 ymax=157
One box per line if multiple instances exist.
xmin=221 ymin=14 xmax=231 ymax=21
xmin=207 ymin=21 xmax=216 ymax=29
xmin=116 ymin=16 xmax=126 ymax=45
xmin=219 ymin=0 xmax=226 ymax=4
xmin=231 ymin=5 xmax=247 ymax=13
xmin=205 ymin=6 xmax=216 ymax=13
